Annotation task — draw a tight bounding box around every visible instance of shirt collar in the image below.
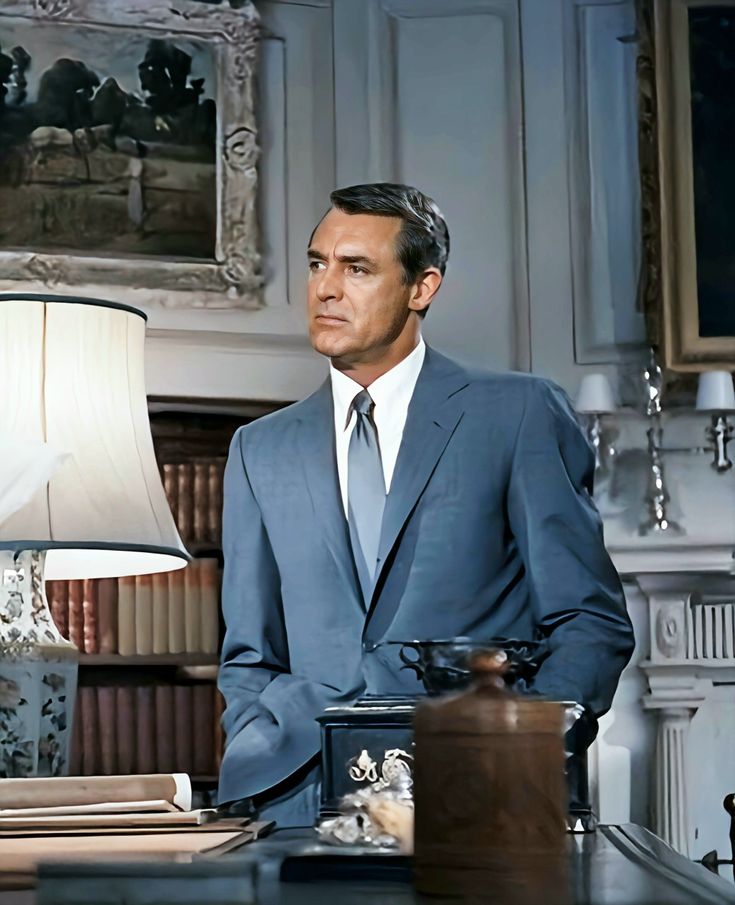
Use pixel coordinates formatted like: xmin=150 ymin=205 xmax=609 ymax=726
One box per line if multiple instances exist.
xmin=329 ymin=338 xmax=426 ymax=430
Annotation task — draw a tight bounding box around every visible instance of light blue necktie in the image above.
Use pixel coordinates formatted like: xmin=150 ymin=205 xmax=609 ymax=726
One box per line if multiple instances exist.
xmin=347 ymin=390 xmax=386 ymax=603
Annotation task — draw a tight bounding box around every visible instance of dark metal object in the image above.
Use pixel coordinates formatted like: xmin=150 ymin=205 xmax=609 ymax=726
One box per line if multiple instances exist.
xmin=392 ymin=636 xmax=542 ymax=695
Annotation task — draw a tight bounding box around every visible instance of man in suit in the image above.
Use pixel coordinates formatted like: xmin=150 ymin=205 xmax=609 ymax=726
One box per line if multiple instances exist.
xmin=217 ymin=183 xmax=634 ymax=826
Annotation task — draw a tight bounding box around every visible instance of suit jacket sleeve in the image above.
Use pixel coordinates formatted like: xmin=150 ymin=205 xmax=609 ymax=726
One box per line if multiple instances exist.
xmin=506 ymin=379 xmax=634 ymax=715
xmin=217 ymin=426 xmax=336 ymax=804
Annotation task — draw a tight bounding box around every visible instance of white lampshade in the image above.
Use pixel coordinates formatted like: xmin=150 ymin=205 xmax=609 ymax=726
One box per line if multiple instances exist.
xmin=574 ymin=373 xmax=617 ymax=414
xmin=0 ymin=294 xmax=189 ymax=579
xmin=696 ymin=370 xmax=735 ymax=412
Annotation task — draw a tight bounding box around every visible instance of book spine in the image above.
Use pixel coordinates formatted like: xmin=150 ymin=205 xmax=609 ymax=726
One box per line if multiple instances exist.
xmin=82 ymin=578 xmax=98 ymax=654
xmin=151 ymin=572 xmax=170 ymax=655
xmin=97 ymin=685 xmax=117 ymax=775
xmin=167 ymin=567 xmax=186 ymax=655
xmin=184 ymin=560 xmax=201 ymax=653
xmin=199 ymin=558 xmax=220 ymax=655
xmin=154 ymin=684 xmax=175 ymax=774
xmin=46 ymin=580 xmax=69 ymax=640
xmin=67 ymin=579 xmax=84 ymax=651
xmin=79 ymin=685 xmax=99 ymax=776
xmin=97 ymin=577 xmax=118 ymax=654
xmin=162 ymin=462 xmax=178 ymax=526
xmin=135 ymin=685 xmax=156 ymax=774
xmin=68 ymin=687 xmax=84 ymax=776
xmin=192 ymin=683 xmax=215 ymax=776
xmin=193 ymin=461 xmax=208 ymax=543
xmin=115 ymin=685 xmax=136 ymax=774
xmin=207 ymin=460 xmax=224 ymax=546
xmin=117 ymin=576 xmax=137 ymax=657
xmin=173 ymin=684 xmax=193 ymax=774
xmin=134 ymin=574 xmax=154 ymax=656
xmin=176 ymin=463 xmax=193 ymax=545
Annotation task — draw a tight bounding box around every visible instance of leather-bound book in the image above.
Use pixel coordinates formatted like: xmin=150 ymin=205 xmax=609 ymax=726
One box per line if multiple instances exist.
xmin=199 ymin=558 xmax=220 ymax=655
xmin=167 ymin=567 xmax=186 ymax=655
xmin=117 ymin=576 xmax=136 ymax=657
xmin=173 ymin=685 xmax=193 ymax=774
xmin=193 ymin=461 xmax=209 ymax=543
xmin=82 ymin=579 xmax=98 ymax=654
xmin=135 ymin=685 xmax=156 ymax=774
xmin=46 ymin=580 xmax=69 ymax=640
xmin=134 ymin=574 xmax=153 ymax=656
xmin=151 ymin=572 xmax=169 ymax=655
xmin=154 ymin=684 xmax=176 ymax=774
xmin=162 ymin=462 xmax=178 ymax=523
xmin=67 ymin=579 xmax=85 ymax=651
xmin=79 ymin=685 xmax=99 ymax=776
xmin=192 ymin=684 xmax=215 ymax=776
xmin=115 ymin=685 xmax=136 ymax=775
xmin=97 ymin=577 xmax=118 ymax=654
xmin=184 ymin=560 xmax=201 ymax=653
xmin=96 ymin=685 xmax=117 ymax=775
xmin=176 ymin=463 xmax=193 ymax=545
xmin=207 ymin=461 xmax=224 ymax=545
xmin=68 ymin=690 xmax=84 ymax=776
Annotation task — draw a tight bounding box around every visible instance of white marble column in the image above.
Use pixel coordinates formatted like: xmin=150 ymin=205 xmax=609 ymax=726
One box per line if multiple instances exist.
xmin=653 ymin=707 xmax=692 ymax=856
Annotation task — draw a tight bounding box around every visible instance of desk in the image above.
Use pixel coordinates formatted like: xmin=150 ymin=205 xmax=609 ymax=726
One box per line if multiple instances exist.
xmin=0 ymin=825 xmax=732 ymax=904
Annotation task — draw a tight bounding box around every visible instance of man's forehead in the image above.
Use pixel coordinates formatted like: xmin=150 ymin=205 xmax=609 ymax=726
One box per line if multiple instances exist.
xmin=310 ymin=209 xmax=402 ymax=255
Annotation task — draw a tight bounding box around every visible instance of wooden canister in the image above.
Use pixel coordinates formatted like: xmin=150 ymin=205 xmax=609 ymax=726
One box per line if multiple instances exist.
xmin=413 ymin=655 xmax=569 ymax=902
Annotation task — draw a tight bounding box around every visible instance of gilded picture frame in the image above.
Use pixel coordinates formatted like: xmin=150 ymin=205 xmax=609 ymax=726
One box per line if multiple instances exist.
xmin=639 ymin=0 xmax=735 ymax=370
xmin=0 ymin=0 xmax=261 ymax=310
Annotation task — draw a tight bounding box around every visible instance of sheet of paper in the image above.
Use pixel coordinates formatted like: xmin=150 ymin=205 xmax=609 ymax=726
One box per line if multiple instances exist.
xmin=0 ymin=808 xmax=229 ymax=830
xmin=0 ymin=800 xmax=178 ymax=819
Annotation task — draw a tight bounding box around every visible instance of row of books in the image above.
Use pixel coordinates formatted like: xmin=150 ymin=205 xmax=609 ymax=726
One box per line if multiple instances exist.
xmin=69 ymin=682 xmax=224 ymax=778
xmin=46 ymin=558 xmax=221 ymax=656
xmin=161 ymin=458 xmax=226 ymax=548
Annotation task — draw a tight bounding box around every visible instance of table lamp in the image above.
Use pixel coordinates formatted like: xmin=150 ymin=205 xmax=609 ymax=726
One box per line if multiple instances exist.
xmin=0 ymin=294 xmax=189 ymax=778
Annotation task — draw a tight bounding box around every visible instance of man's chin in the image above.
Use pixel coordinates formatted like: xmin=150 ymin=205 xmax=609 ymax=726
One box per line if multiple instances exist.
xmin=309 ymin=330 xmax=354 ymax=360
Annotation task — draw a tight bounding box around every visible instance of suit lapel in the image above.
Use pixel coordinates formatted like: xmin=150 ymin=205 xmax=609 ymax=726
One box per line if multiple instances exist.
xmin=367 ymin=348 xmax=469 ymax=618
xmin=297 ymin=380 xmax=364 ymax=612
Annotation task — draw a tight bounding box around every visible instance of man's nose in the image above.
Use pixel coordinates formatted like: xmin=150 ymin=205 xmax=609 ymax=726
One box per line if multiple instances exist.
xmin=315 ymin=265 xmax=342 ymax=302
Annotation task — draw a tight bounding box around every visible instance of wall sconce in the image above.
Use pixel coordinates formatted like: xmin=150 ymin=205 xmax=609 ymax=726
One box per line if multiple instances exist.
xmin=574 ymin=373 xmax=617 ymax=470
xmin=696 ymin=371 xmax=735 ymax=473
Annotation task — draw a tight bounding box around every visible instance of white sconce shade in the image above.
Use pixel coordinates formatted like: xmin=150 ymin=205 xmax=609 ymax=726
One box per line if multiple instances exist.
xmin=696 ymin=371 xmax=735 ymax=412
xmin=574 ymin=373 xmax=617 ymax=414
xmin=0 ymin=294 xmax=189 ymax=579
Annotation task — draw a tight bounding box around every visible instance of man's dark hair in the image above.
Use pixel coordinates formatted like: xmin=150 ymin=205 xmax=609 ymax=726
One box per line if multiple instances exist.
xmin=329 ymin=183 xmax=449 ymax=313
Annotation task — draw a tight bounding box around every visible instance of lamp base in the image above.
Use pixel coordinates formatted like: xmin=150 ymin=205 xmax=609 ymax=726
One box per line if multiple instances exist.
xmin=0 ymin=550 xmax=78 ymax=777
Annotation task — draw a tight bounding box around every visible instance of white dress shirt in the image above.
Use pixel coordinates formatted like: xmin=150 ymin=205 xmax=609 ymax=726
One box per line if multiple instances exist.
xmin=330 ymin=338 xmax=426 ymax=516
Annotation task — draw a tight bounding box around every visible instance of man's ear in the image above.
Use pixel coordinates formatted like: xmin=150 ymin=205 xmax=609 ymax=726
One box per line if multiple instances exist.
xmin=408 ymin=267 xmax=443 ymax=316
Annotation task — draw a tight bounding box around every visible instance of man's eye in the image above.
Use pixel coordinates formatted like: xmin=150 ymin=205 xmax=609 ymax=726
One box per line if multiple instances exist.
xmin=308 ymin=261 xmax=325 ymax=272
xmin=348 ymin=265 xmax=367 ymax=275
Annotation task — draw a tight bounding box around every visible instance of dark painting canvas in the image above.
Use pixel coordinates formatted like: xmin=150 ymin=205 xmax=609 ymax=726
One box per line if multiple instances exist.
xmin=0 ymin=19 xmax=217 ymax=260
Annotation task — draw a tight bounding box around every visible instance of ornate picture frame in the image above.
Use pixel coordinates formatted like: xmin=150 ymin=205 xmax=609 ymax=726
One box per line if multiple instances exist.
xmin=0 ymin=0 xmax=261 ymax=309
xmin=639 ymin=0 xmax=735 ymax=370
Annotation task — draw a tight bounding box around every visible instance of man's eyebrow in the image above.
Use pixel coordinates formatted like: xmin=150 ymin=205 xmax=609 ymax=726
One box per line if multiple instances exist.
xmin=306 ymin=249 xmax=378 ymax=268
xmin=336 ymin=254 xmax=377 ymax=267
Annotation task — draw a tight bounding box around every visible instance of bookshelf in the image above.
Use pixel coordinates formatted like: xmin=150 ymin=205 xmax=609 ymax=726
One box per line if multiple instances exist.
xmin=51 ymin=404 xmax=281 ymax=794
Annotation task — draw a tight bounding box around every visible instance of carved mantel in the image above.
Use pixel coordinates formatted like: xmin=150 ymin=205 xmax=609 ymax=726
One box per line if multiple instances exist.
xmin=632 ymin=568 xmax=735 ymax=856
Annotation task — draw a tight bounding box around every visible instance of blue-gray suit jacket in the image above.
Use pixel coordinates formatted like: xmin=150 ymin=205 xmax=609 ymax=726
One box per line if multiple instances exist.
xmin=217 ymin=347 xmax=634 ymax=808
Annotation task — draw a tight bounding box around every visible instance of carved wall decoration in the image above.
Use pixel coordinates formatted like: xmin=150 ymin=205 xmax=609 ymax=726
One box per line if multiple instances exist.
xmin=0 ymin=0 xmax=261 ymax=309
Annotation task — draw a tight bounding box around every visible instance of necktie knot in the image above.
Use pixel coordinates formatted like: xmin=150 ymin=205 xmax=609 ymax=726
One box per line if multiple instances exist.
xmin=350 ymin=389 xmax=374 ymax=420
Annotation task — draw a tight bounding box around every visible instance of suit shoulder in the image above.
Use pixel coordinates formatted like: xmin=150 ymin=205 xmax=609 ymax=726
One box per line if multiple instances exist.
xmin=229 ymin=387 xmax=322 ymax=452
xmin=466 ymin=367 xmax=565 ymax=403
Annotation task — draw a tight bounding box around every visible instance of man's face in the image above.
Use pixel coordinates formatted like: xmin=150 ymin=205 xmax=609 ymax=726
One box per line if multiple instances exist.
xmin=307 ymin=208 xmax=415 ymax=362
